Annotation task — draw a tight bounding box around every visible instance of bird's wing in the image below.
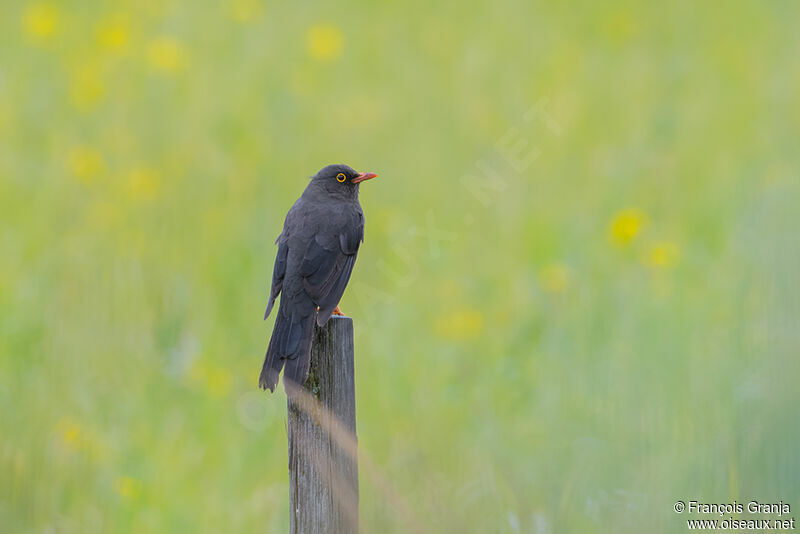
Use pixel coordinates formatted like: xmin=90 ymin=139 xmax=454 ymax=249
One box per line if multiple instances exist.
xmin=264 ymin=234 xmax=288 ymax=320
xmin=300 ymin=209 xmax=364 ymax=326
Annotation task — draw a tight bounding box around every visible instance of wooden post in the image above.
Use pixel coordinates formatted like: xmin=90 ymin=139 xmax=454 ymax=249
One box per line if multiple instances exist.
xmin=287 ymin=316 xmax=358 ymax=534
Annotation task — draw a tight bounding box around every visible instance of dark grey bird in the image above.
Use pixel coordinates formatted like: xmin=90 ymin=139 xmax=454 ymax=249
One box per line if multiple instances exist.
xmin=260 ymin=164 xmax=378 ymax=392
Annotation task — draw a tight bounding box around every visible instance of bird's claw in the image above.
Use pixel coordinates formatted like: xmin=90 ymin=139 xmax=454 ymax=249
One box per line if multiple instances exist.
xmin=332 ymin=306 xmax=345 ymax=316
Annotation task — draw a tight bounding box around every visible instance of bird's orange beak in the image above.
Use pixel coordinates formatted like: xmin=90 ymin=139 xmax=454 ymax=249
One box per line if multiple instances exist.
xmin=352 ymin=172 xmax=378 ymax=184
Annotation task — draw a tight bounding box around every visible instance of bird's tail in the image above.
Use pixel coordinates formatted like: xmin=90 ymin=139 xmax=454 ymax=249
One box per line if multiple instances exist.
xmin=259 ymin=297 xmax=317 ymax=392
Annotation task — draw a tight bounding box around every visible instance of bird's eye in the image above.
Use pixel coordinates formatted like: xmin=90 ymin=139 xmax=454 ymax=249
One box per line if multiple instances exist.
xmin=336 ymin=173 xmax=347 ymax=183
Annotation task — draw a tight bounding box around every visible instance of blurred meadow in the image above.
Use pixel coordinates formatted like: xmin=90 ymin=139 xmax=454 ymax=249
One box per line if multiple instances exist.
xmin=2 ymin=1 xmax=800 ymax=532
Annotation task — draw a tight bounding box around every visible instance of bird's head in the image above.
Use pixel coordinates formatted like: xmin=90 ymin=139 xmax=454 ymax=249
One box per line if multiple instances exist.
xmin=309 ymin=164 xmax=378 ymax=200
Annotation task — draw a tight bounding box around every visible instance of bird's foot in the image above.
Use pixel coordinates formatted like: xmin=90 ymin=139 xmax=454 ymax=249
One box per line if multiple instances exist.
xmin=332 ymin=306 xmax=345 ymax=316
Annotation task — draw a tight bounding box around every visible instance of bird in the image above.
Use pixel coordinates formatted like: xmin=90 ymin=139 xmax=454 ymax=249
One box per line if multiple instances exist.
xmin=260 ymin=164 xmax=378 ymax=392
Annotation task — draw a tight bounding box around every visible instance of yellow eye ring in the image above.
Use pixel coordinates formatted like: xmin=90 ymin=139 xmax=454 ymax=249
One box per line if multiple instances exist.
xmin=336 ymin=173 xmax=346 ymax=183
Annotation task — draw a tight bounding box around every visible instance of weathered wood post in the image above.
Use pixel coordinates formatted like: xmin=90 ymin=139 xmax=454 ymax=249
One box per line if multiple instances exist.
xmin=287 ymin=316 xmax=358 ymax=534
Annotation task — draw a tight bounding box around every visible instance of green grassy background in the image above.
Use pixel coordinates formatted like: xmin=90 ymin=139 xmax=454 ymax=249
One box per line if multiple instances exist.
xmin=2 ymin=1 xmax=799 ymax=532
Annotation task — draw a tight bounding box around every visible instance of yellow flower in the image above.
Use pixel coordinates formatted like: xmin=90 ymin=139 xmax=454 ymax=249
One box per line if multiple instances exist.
xmin=115 ymin=476 xmax=143 ymax=501
xmin=126 ymin=168 xmax=160 ymax=200
xmin=52 ymin=417 xmax=107 ymax=460
xmin=434 ymin=309 xmax=484 ymax=341
xmin=609 ymin=208 xmax=647 ymax=245
xmin=645 ymin=241 xmax=679 ymax=269
xmin=539 ymin=262 xmax=570 ymax=294
xmin=188 ymin=362 xmax=232 ymax=398
xmin=54 ymin=417 xmax=94 ymax=452
xmin=230 ymin=0 xmax=264 ymax=23
xmin=23 ymin=3 xmax=58 ymax=40
xmin=307 ymin=24 xmax=344 ymax=61
xmin=70 ymin=66 xmax=105 ymax=109
xmin=68 ymin=146 xmax=104 ymax=183
xmin=96 ymin=17 xmax=130 ymax=53
xmin=206 ymin=369 xmax=232 ymax=398
xmin=147 ymin=36 xmax=185 ymax=73
xmin=55 ymin=417 xmax=83 ymax=448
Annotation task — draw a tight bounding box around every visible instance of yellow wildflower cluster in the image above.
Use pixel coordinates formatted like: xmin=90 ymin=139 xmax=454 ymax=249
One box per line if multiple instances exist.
xmin=147 ymin=36 xmax=186 ymax=73
xmin=230 ymin=0 xmax=265 ymax=24
xmin=126 ymin=168 xmax=161 ymax=200
xmin=307 ymin=24 xmax=344 ymax=61
xmin=56 ymin=417 xmax=82 ymax=448
xmin=53 ymin=416 xmax=105 ymax=459
xmin=609 ymin=208 xmax=647 ymax=245
xmin=645 ymin=241 xmax=680 ymax=269
xmin=70 ymin=65 xmax=106 ymax=109
xmin=68 ymin=146 xmax=104 ymax=183
xmin=96 ymin=15 xmax=130 ymax=53
xmin=115 ymin=475 xmax=143 ymax=501
xmin=435 ymin=308 xmax=484 ymax=341
xmin=188 ymin=361 xmax=232 ymax=398
xmin=608 ymin=209 xmax=680 ymax=270
xmin=23 ymin=3 xmax=58 ymax=40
